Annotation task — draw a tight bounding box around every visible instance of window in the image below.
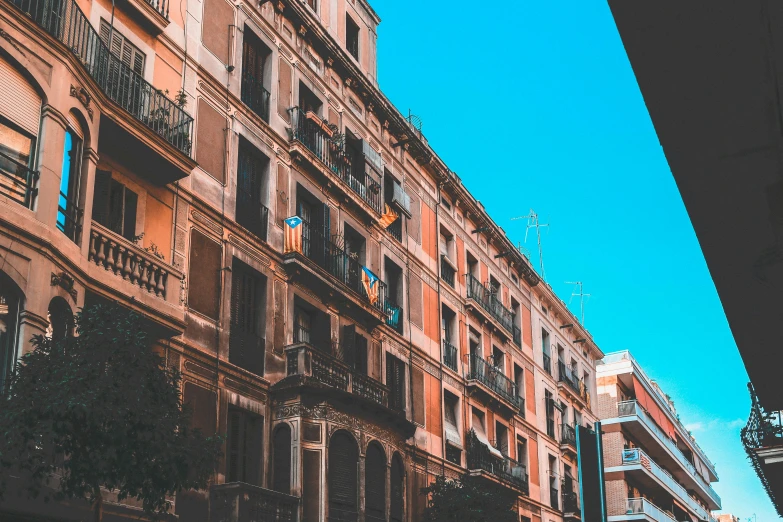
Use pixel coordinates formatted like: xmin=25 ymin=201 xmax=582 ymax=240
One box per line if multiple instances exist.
xmin=99 ymin=20 xmax=145 ymax=75
xmin=227 ymin=408 xmax=263 ymax=485
xmin=384 ymin=173 xmax=404 ymax=241
xmin=58 ymin=128 xmax=83 ymax=242
xmin=548 ymin=455 xmax=559 ymax=509
xmin=229 ymin=259 xmax=266 ymax=376
xmin=384 ymin=257 xmax=403 ymax=332
xmin=341 ymin=324 xmax=368 ymax=374
xmin=514 ymin=364 xmax=525 ymax=409
xmin=272 ymin=424 xmax=292 ymax=494
xmin=343 ymin=223 xmax=366 ymax=289
xmin=236 ymin=140 xmax=269 ymax=240
xmin=444 ymin=391 xmax=461 ymax=463
xmin=390 ymin=454 xmax=405 ymax=522
xmin=294 ymin=305 xmax=312 ymax=344
xmin=47 ymin=297 xmax=73 ymax=341
xmin=0 ymin=275 xmax=21 ymax=393
xmin=188 ymin=229 xmax=222 ymax=320
xmin=241 ymin=28 xmax=272 ymax=121
xmin=386 ymin=353 xmax=405 ymax=411
xmin=495 ymin=422 xmax=509 ymax=456
xmin=467 ymin=251 xmax=478 ymax=278
xmin=0 ymin=116 xmax=36 ymax=208
xmin=542 ymin=329 xmax=551 ymax=374
xmin=329 ymin=432 xmax=359 ymax=521
xmin=346 ymin=14 xmax=359 ymax=59
xmin=545 ymin=389 xmax=555 ymax=438
xmin=298 ymin=82 xmax=322 ymax=115
xmin=365 ymin=443 xmax=386 ymax=521
xmin=516 ymin=436 xmax=528 ymax=467
xmin=92 ymin=170 xmax=137 ymax=241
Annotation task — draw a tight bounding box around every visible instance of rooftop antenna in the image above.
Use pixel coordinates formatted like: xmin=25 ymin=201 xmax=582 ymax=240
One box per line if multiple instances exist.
xmin=511 ymin=210 xmax=549 ymax=281
xmin=566 ymin=281 xmax=591 ymax=325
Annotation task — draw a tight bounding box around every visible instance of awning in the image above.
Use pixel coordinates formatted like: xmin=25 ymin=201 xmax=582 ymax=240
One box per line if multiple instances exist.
xmin=472 ymin=412 xmax=503 ymax=458
xmin=445 ymin=422 xmax=462 ymax=448
xmin=633 ymin=375 xmax=677 ymax=440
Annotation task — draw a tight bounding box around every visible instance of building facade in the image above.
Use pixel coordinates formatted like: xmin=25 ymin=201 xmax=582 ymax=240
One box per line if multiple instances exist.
xmin=597 ymin=351 xmax=721 ymax=522
xmin=0 ymin=0 xmax=604 ymax=519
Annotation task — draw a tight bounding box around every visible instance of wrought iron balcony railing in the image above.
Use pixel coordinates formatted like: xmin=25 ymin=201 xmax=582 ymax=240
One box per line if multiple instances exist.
xmin=465 ymin=273 xmax=514 ymax=333
xmin=621 ymin=448 xmax=711 ymax=520
xmin=440 ymin=256 xmax=455 ymax=287
xmin=0 ymin=150 xmax=38 ymax=209
xmin=742 ymin=383 xmax=783 ymax=516
xmin=286 ymin=343 xmax=402 ymax=413
xmin=558 ymin=361 xmax=587 ymax=401
xmin=289 ymin=107 xmax=381 ymax=214
xmin=229 ymin=330 xmax=265 ymax=377
xmin=387 ymin=215 xmax=402 ymax=242
xmin=383 ymin=298 xmax=402 ymax=331
xmin=465 ymin=353 xmax=523 ymax=410
xmin=241 ymin=73 xmax=270 ymax=122
xmin=210 ymin=482 xmax=299 ymax=522
xmin=543 ymin=353 xmax=552 ymax=375
xmin=562 ymin=490 xmax=580 ymax=514
xmin=294 ymin=218 xmax=389 ymax=314
xmin=11 ymin=0 xmax=194 ymax=156
xmin=561 ymin=423 xmax=576 ymax=448
xmin=466 ymin=430 xmax=529 ymax=495
xmin=443 ymin=340 xmax=458 ymax=372
xmin=57 ymin=190 xmax=82 ymax=243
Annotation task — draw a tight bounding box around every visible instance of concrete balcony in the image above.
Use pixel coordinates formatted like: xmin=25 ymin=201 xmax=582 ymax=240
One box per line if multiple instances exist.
xmin=609 ymin=498 xmax=676 ymax=522
xmin=560 ymin=423 xmax=577 ymax=457
xmin=557 ymin=360 xmax=589 ymax=407
xmin=605 ymin=448 xmax=712 ymax=522
xmin=210 ymin=482 xmax=299 ymax=522
xmin=602 ymin=401 xmax=721 ymax=510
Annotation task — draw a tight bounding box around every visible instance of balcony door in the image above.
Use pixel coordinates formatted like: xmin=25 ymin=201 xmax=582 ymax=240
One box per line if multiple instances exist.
xmin=386 ymin=353 xmax=405 ymax=411
xmin=329 ymin=432 xmax=359 ymax=522
xmin=229 ymin=259 xmax=265 ymax=376
xmin=236 ymin=141 xmax=269 ymax=240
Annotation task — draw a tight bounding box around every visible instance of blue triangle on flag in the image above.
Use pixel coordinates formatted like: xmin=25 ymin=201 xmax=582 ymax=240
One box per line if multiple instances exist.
xmin=362 ymin=266 xmax=378 ymax=285
xmin=285 ymin=216 xmax=302 ymax=228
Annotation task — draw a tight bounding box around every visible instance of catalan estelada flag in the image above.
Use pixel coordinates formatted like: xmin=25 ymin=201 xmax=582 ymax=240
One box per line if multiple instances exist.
xmin=284 ymin=216 xmax=303 ymax=254
xmin=361 ymin=266 xmax=379 ymax=305
xmin=379 ymin=204 xmax=399 ymax=229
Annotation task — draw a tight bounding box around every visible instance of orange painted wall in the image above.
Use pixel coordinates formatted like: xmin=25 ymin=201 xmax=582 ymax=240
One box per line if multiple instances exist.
xmin=154 ymin=41 xmax=183 ymax=99
xmin=525 ymin=368 xmax=536 ymax=421
xmin=456 ymin=236 xmax=465 ymax=275
xmin=421 ymin=204 xmax=437 ymax=260
xmin=522 ymin=303 xmax=532 ymax=348
xmin=529 ymin=437 xmax=540 ymax=486
xmin=480 ymin=261 xmax=488 ymax=284
xmin=145 ymin=195 xmax=173 ymax=259
xmin=422 ymin=283 xmax=439 ymax=343
xmin=425 ymin=374 xmax=442 ymax=435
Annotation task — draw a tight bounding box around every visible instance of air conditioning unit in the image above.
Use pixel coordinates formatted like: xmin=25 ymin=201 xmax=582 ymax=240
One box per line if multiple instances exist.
xmin=392 ymin=181 xmax=412 ymax=218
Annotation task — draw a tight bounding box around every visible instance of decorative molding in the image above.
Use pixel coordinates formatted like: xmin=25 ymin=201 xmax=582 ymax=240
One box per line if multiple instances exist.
xmin=0 ymin=28 xmax=25 ymax=55
xmin=228 ymin=234 xmax=272 ymax=268
xmin=69 ymin=85 xmax=94 ymax=121
xmin=423 ymin=360 xmax=441 ymax=380
xmin=184 ymin=360 xmax=218 ymax=380
xmin=517 ymin=423 xmax=538 ymax=441
xmin=224 ymin=377 xmax=267 ymax=402
xmin=50 ymin=272 xmax=77 ymax=301
xmin=383 ymin=336 xmax=408 ymax=362
xmin=191 ymin=210 xmax=223 ymax=236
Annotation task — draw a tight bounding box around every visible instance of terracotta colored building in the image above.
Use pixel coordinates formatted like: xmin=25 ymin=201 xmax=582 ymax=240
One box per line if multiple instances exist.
xmin=0 ymin=0 xmax=604 ymax=519
xmin=597 ymin=351 xmax=721 ymax=522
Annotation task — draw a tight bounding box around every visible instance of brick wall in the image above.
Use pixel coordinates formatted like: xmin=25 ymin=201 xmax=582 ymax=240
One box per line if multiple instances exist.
xmin=605 ymin=479 xmax=627 ymax=516
xmin=596 ymin=376 xmax=619 ymax=419
xmin=602 ymin=432 xmax=624 ymax=468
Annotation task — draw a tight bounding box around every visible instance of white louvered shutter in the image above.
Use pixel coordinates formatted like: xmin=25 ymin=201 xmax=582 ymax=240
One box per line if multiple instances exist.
xmin=0 ymin=56 xmax=42 ymax=137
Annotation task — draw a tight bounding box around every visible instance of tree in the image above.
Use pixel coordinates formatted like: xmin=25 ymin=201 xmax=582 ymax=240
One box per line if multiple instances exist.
xmin=421 ymin=473 xmax=519 ymax=522
xmin=0 ymin=303 xmax=223 ymax=521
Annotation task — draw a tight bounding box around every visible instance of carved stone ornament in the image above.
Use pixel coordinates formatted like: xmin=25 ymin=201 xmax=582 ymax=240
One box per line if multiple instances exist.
xmin=344 ymin=77 xmax=353 ymax=87
xmin=51 ymin=272 xmax=77 ymax=301
xmin=326 ymin=57 xmax=334 ymax=67
xmin=275 ymin=0 xmax=284 ymax=12
xmin=70 ymin=85 xmax=94 ymax=121
xmin=298 ymin=25 xmax=307 ymax=37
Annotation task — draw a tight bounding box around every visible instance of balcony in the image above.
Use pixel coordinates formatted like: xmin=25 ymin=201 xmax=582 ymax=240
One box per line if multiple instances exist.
xmin=549 ymin=483 xmax=560 ymax=510
xmin=0 ymin=150 xmax=38 ymax=209
xmin=282 ymin=218 xmax=390 ymax=324
xmin=282 ymin=343 xmax=414 ymax=436
xmin=289 ymin=107 xmax=382 ymax=217
xmin=543 ymin=353 xmax=552 ymax=375
xmin=563 ymin=490 xmax=580 ymax=517
xmin=604 ymin=401 xmax=721 ymax=510
xmin=228 ymin=330 xmax=265 ymax=377
xmin=606 ymin=448 xmax=711 ymax=521
xmin=383 ymin=298 xmax=402 ymax=332
xmin=209 ymin=482 xmax=299 ymax=522
xmin=513 ymin=325 xmax=521 ymax=347
xmin=122 ymin=0 xmax=170 ymax=34
xmin=621 ymin=498 xmax=676 ymax=522
xmin=387 ymin=216 xmax=402 ymax=242
xmin=561 ymin=423 xmax=577 ymax=454
xmin=440 ymin=256 xmax=456 ymax=288
xmin=241 ymin=73 xmax=270 ymax=123
xmin=465 ymin=353 xmax=524 ymax=415
xmin=741 ymin=383 xmax=783 ymax=517
xmin=10 ymin=0 xmax=194 ymax=165
xmin=558 ymin=361 xmax=589 ymax=405
xmin=465 ymin=273 xmax=514 ymax=336
xmin=466 ymin=430 xmax=529 ymax=495
xmin=443 ymin=340 xmax=458 ymax=372
xmin=88 ymin=222 xmax=183 ymax=303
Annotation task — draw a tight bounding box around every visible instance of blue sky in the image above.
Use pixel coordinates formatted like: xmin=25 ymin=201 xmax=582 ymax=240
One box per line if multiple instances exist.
xmin=371 ymin=0 xmax=771 ymax=518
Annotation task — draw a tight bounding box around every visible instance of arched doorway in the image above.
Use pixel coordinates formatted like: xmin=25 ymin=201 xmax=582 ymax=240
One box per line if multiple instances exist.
xmin=390 ymin=452 xmax=405 ymax=522
xmin=0 ymin=273 xmax=22 ymax=391
xmin=47 ymin=296 xmax=73 ymax=341
xmin=272 ymin=423 xmax=292 ymax=494
xmin=365 ymin=442 xmax=386 ymax=522
xmin=328 ymin=431 xmax=359 ymax=522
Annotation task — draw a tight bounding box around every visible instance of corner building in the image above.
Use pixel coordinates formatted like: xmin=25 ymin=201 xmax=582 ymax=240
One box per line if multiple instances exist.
xmin=0 ymin=0 xmax=604 ymax=519
xmin=597 ymin=352 xmax=721 ymax=522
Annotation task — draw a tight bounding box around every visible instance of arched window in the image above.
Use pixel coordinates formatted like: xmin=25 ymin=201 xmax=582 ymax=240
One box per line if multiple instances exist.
xmin=390 ymin=452 xmax=405 ymax=522
xmin=272 ymin=423 xmax=292 ymax=494
xmin=329 ymin=431 xmax=359 ymax=522
xmin=0 ymin=273 xmax=22 ymax=391
xmin=47 ymin=297 xmax=73 ymax=341
xmin=57 ymin=114 xmax=84 ymax=243
xmin=365 ymin=442 xmax=386 ymax=522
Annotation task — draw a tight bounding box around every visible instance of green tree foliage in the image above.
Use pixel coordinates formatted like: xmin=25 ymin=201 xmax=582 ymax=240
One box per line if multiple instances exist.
xmin=421 ymin=473 xmax=519 ymax=522
xmin=0 ymin=304 xmax=223 ymax=521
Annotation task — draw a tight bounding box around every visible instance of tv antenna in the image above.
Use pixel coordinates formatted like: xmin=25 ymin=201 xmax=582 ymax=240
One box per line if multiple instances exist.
xmin=511 ymin=210 xmax=549 ymax=281
xmin=566 ymin=281 xmax=591 ymax=325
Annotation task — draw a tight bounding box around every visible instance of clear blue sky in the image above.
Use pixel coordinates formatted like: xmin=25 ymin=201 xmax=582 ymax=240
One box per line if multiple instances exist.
xmin=371 ymin=0 xmax=771 ymax=518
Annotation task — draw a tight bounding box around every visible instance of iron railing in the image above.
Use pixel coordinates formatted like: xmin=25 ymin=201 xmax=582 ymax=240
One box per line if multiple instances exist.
xmin=561 ymin=423 xmax=576 ymax=448
xmin=465 ymin=353 xmax=523 ymax=409
xmin=625 ymin=498 xmax=676 ymax=522
xmin=465 ymin=273 xmax=514 ymax=333
xmin=295 ymin=218 xmax=390 ymax=314
xmin=543 ymin=353 xmax=552 ymax=375
xmin=387 ymin=215 xmax=402 ymax=242
xmin=57 ymin=190 xmax=82 ymax=242
xmin=549 ymin=485 xmax=559 ymax=510
xmin=241 ymin=73 xmax=270 ymax=122
xmin=286 ymin=343 xmax=401 ymax=413
xmin=383 ymin=298 xmax=402 ymax=331
xmin=558 ymin=360 xmax=587 ymax=400
xmin=562 ymin=490 xmax=580 ymax=513
xmin=443 ymin=340 xmax=458 ymax=372
xmin=10 ymin=0 xmax=193 ymax=155
xmin=742 ymin=383 xmax=783 ymax=516
xmin=513 ymin=325 xmax=521 ymax=347
xmin=210 ymin=482 xmax=299 ymax=522
xmin=289 ymin=107 xmax=381 ymax=213
xmin=0 ymin=150 xmax=38 ymax=208
xmin=440 ymin=257 xmax=455 ymax=287
xmin=466 ymin=430 xmax=529 ymax=495
xmin=229 ymin=330 xmax=265 ymax=376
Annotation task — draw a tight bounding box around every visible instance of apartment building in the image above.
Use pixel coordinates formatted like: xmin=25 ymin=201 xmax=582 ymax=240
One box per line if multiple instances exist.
xmin=597 ymin=352 xmax=721 ymax=522
xmin=0 ymin=0 xmax=604 ymax=519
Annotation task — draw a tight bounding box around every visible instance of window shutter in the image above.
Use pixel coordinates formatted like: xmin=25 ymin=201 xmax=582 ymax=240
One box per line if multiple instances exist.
xmin=365 ymin=445 xmax=386 ymax=520
xmin=329 ymin=434 xmax=358 ymax=514
xmin=91 ymin=170 xmax=112 ymax=227
xmin=188 ymin=229 xmax=222 ymax=319
xmin=355 ymin=335 xmax=368 ymax=375
xmin=273 ymin=426 xmax=292 ymax=494
xmin=390 ymin=456 xmax=404 ymax=522
xmin=342 ymin=324 xmax=356 ymax=367
xmin=227 ymin=411 xmax=241 ymax=482
xmin=278 ymin=58 xmax=292 ymax=123
xmin=108 ymin=179 xmax=125 ymax=236
xmin=122 ymin=187 xmax=137 ymax=240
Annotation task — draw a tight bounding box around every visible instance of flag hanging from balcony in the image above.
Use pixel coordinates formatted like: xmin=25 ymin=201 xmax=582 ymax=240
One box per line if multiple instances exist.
xmin=284 ymin=216 xmax=303 ymax=254
xmin=361 ymin=266 xmax=379 ymax=306
xmin=379 ymin=204 xmax=399 ymax=229
xmin=385 ymin=304 xmax=400 ymax=328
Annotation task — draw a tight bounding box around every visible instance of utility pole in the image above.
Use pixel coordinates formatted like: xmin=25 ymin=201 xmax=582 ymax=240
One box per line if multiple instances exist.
xmin=566 ymin=281 xmax=591 ymax=325
xmin=511 ymin=209 xmax=549 ymax=281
